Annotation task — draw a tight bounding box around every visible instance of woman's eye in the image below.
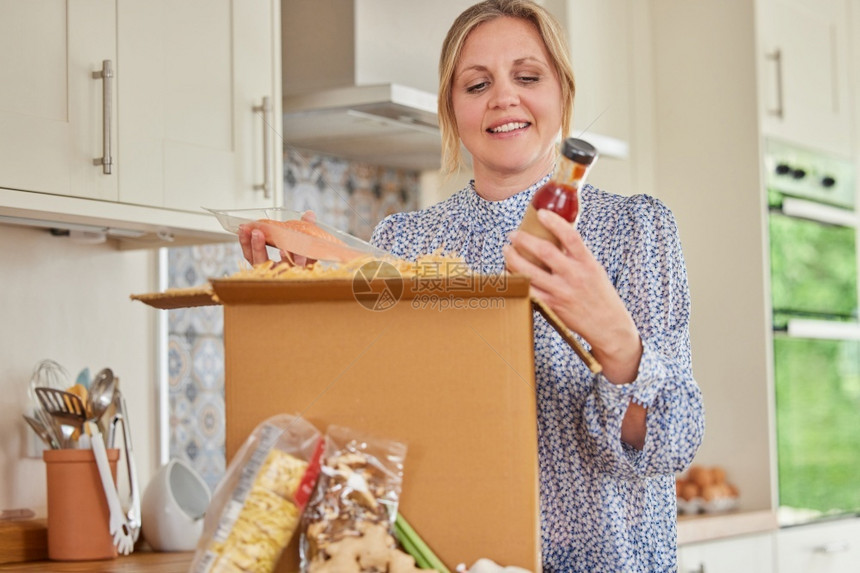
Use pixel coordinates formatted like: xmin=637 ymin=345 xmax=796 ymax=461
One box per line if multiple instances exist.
xmin=465 ymin=81 xmax=489 ymax=93
xmin=517 ymin=75 xmax=540 ymax=84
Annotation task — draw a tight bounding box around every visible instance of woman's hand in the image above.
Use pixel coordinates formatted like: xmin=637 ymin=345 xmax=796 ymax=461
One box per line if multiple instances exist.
xmin=238 ymin=211 xmax=318 ymax=267
xmin=504 ymin=209 xmax=642 ymax=382
xmin=504 ymin=209 xmax=647 ymax=448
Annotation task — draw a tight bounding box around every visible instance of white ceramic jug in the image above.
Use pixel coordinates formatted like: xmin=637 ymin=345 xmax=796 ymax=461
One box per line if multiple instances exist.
xmin=140 ymin=458 xmax=211 ymax=551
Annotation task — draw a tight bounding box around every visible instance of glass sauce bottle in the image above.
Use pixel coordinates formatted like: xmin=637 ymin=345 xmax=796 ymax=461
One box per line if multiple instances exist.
xmin=516 ymin=137 xmax=597 ymax=268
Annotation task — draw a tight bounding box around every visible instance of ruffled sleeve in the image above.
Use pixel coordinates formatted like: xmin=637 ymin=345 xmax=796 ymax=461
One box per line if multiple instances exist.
xmin=581 ymin=194 xmax=705 ymax=479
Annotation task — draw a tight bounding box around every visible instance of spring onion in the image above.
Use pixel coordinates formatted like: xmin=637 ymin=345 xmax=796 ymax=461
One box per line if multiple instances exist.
xmin=394 ymin=512 xmax=452 ymax=573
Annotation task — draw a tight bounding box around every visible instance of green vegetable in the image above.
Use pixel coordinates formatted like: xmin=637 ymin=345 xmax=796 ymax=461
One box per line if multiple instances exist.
xmin=394 ymin=512 xmax=451 ymax=573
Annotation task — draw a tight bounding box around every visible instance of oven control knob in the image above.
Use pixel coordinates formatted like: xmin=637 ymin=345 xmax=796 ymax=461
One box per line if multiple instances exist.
xmin=821 ymin=175 xmax=836 ymax=188
xmin=775 ymin=163 xmax=792 ymax=175
xmin=791 ymin=168 xmax=807 ymax=180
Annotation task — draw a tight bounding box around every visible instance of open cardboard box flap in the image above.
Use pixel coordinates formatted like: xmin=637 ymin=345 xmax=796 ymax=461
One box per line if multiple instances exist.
xmin=132 ymin=277 xmax=600 ymax=373
xmin=132 ymin=275 xmax=529 ymax=306
xmin=130 ymin=286 xmax=217 ymax=309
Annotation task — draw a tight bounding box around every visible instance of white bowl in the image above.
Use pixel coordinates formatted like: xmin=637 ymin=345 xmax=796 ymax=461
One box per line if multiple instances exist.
xmin=141 ymin=458 xmax=211 ymax=552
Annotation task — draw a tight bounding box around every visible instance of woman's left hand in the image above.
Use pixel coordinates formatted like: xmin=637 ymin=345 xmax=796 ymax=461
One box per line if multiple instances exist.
xmin=504 ymin=209 xmax=642 ymax=385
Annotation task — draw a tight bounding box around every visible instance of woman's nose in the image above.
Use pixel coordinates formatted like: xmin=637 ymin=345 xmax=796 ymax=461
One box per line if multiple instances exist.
xmin=489 ymin=80 xmax=519 ymax=109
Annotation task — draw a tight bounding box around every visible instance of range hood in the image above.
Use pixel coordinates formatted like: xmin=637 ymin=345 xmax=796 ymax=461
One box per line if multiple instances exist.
xmin=280 ymin=0 xmax=446 ymax=171
xmin=282 ymin=84 xmax=443 ymax=171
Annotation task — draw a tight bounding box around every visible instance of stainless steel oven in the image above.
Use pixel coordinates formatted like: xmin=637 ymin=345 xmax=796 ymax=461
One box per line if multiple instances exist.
xmin=765 ymin=138 xmax=860 ymax=525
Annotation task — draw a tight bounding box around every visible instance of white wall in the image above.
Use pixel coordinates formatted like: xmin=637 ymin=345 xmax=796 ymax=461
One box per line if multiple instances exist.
xmin=649 ymin=0 xmax=774 ymax=511
xmin=0 ymin=224 xmax=159 ymax=515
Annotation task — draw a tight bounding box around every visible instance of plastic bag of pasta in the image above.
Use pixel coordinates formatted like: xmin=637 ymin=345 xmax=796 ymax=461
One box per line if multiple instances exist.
xmin=300 ymin=425 xmax=411 ymax=572
xmin=191 ymin=414 xmax=324 ymax=573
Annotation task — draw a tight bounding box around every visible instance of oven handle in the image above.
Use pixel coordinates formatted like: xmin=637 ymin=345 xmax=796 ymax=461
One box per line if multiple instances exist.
xmin=777 ymin=197 xmax=858 ymax=227
xmin=785 ymin=319 xmax=860 ymax=340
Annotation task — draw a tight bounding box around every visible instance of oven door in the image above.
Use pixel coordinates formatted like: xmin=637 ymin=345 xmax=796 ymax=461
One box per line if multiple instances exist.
xmin=773 ymin=329 xmax=860 ymax=523
xmin=768 ymin=206 xmax=857 ymax=327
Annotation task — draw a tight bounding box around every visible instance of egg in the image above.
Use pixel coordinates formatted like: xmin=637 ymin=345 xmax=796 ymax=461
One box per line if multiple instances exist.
xmin=687 ymin=465 xmax=713 ymax=489
xmin=679 ymin=482 xmax=700 ymax=501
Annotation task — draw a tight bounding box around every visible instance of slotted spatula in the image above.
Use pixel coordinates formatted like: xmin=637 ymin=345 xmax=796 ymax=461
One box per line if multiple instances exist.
xmin=34 ymin=387 xmax=88 ymax=437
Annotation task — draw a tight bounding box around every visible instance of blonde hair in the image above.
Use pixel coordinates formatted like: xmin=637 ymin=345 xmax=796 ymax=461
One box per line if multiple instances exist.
xmin=438 ymin=0 xmax=575 ymax=174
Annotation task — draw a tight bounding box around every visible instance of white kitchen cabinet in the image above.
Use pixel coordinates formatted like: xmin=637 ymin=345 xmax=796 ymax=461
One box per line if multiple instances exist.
xmin=757 ymin=0 xmax=853 ymax=156
xmin=776 ymin=519 xmax=860 ymax=573
xmin=678 ymin=533 xmax=775 ymax=573
xmin=0 ymin=0 xmax=281 ymax=239
xmin=0 ymin=0 xmax=117 ymax=202
xmin=117 ymin=0 xmax=281 ymax=212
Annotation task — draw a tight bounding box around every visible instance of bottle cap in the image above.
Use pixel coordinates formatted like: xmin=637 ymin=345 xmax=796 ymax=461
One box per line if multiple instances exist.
xmin=561 ymin=138 xmax=597 ymax=165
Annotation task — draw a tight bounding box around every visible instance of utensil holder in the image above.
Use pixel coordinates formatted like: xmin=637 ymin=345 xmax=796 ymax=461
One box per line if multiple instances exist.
xmin=43 ymin=448 xmax=120 ymax=561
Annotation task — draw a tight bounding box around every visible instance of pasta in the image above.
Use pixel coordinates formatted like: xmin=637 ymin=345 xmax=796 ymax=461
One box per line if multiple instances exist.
xmin=198 ymin=449 xmax=309 ymax=573
xmin=225 ymin=253 xmax=471 ymax=281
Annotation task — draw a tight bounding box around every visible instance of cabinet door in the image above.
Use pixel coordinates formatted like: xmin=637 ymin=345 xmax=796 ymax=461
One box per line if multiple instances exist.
xmin=0 ymin=0 xmax=117 ymax=201
xmin=117 ymin=0 xmax=279 ymax=212
xmin=759 ymin=0 xmax=852 ymax=156
xmin=776 ymin=520 xmax=860 ymax=573
xmin=232 ymin=0 xmax=282 ymax=209
xmin=678 ymin=533 xmax=775 ymax=573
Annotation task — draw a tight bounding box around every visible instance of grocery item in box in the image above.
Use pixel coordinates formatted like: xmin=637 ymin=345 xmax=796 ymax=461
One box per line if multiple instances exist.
xmin=191 ymin=414 xmax=323 ymax=573
xmin=301 ymin=425 xmax=414 ymax=572
xmin=206 ymin=207 xmax=389 ymax=263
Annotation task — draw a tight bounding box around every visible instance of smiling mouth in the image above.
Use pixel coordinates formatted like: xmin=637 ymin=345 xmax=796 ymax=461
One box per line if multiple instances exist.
xmin=488 ymin=121 xmax=530 ymax=134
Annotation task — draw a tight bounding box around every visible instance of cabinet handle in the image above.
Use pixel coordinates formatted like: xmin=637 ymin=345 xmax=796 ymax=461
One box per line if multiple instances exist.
xmin=253 ymin=96 xmax=272 ymax=199
xmin=766 ymin=49 xmax=784 ymax=119
xmin=92 ymin=60 xmax=114 ymax=174
xmin=813 ymin=541 xmax=851 ymax=553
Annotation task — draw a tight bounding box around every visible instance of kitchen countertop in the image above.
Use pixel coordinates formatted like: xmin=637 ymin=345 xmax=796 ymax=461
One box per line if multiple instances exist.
xmin=0 ymin=551 xmax=193 ymax=572
xmin=0 ymin=511 xmax=780 ymax=570
xmin=677 ymin=509 xmax=778 ymax=545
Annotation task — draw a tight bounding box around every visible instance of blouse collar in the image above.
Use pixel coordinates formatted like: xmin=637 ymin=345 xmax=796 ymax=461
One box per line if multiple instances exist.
xmin=464 ymin=174 xmax=551 ymax=227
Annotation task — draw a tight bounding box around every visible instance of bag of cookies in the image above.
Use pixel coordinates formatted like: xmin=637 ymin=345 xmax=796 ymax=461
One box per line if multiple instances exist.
xmin=300 ymin=425 xmax=412 ymax=572
xmin=191 ymin=414 xmax=324 ymax=573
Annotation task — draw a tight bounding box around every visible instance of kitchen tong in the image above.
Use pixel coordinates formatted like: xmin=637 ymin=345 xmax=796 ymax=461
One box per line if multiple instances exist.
xmin=87 ymin=421 xmax=134 ymax=555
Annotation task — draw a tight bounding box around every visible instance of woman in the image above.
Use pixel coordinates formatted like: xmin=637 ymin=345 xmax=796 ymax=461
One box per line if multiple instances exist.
xmin=241 ymin=1 xmax=704 ymax=570
xmin=371 ymin=1 xmax=704 ymax=572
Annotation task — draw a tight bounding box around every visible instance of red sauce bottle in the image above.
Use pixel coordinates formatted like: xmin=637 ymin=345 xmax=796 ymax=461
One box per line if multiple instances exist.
xmin=517 ymin=138 xmax=597 ymax=268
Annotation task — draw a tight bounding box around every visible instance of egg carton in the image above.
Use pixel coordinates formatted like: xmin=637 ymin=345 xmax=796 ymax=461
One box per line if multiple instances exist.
xmin=677 ymin=495 xmax=739 ymax=515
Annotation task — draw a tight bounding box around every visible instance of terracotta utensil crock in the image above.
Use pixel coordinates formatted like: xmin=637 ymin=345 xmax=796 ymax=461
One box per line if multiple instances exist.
xmin=43 ymin=448 xmax=119 ymax=560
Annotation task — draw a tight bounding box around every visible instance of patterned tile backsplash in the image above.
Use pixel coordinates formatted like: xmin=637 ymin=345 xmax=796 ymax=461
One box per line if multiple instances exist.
xmin=166 ymin=150 xmax=419 ymax=491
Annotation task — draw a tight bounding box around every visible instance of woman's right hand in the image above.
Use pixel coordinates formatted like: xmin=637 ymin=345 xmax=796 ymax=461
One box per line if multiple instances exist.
xmin=238 ymin=210 xmax=318 ymax=267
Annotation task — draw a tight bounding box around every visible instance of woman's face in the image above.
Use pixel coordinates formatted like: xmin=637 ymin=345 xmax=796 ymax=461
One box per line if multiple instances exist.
xmin=451 ymin=16 xmax=563 ymax=185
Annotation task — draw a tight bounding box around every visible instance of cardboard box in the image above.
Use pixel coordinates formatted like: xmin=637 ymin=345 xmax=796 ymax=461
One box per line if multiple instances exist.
xmin=135 ymin=274 xmax=541 ymax=572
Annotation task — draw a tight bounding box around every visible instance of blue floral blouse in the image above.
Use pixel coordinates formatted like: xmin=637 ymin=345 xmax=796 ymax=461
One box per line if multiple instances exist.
xmin=371 ymin=177 xmax=705 ymax=573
